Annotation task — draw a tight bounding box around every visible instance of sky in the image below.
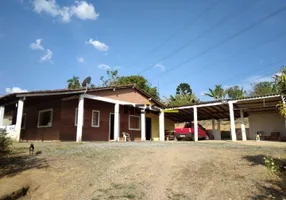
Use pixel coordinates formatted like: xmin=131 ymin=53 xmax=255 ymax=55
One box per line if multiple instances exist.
xmin=0 ymin=0 xmax=286 ymax=101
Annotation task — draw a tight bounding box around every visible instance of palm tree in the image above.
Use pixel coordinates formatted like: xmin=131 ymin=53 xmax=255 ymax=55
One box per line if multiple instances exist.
xmin=67 ymin=76 xmax=81 ymax=89
xmin=204 ymin=85 xmax=226 ymax=100
xmin=274 ymin=66 xmax=286 ymax=93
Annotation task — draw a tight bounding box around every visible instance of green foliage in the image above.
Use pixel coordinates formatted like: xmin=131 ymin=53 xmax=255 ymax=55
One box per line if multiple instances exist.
xmin=100 ymin=70 xmax=119 ymax=87
xmin=204 ymin=85 xmax=226 ymax=100
xmin=67 ymin=76 xmax=95 ymax=89
xmin=167 ymin=94 xmax=199 ymax=107
xmin=176 ymin=83 xmax=192 ymax=96
xmin=274 ymin=66 xmax=286 ymax=93
xmin=225 ymin=86 xmax=245 ymax=99
xmin=264 ymin=156 xmax=286 ymax=174
xmin=166 ymin=83 xmax=199 ymax=107
xmin=113 ymin=74 xmax=159 ymax=99
xmin=0 ymin=129 xmax=12 ymax=155
xmin=250 ymin=81 xmax=277 ymax=96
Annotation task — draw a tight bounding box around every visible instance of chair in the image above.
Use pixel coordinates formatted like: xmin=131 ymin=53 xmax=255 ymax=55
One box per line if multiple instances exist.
xmin=122 ymin=132 xmax=131 ymax=142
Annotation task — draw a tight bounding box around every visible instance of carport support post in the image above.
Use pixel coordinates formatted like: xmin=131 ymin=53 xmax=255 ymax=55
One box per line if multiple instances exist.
xmin=114 ymin=103 xmax=120 ymax=141
xmin=15 ymin=98 xmax=24 ymax=142
xmin=159 ymin=110 xmax=165 ymax=141
xmin=240 ymin=109 xmax=247 ymax=141
xmin=228 ymin=101 xmax=237 ymax=141
xmin=193 ymin=106 xmax=198 ymax=142
xmin=0 ymin=106 xmax=4 ymax=126
xmin=141 ymin=109 xmax=146 ymax=141
xmin=76 ymin=95 xmax=84 ymax=142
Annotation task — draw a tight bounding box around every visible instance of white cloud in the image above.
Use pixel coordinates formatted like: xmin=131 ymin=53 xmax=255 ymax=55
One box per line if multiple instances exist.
xmin=86 ymin=39 xmax=109 ymax=52
xmin=98 ymin=64 xmax=110 ymax=70
xmin=200 ymin=91 xmax=207 ymax=96
xmin=40 ymin=49 xmax=53 ymax=62
xmin=71 ymin=1 xmax=99 ymax=20
xmin=32 ymin=0 xmax=99 ymax=23
xmin=77 ymin=57 xmax=84 ymax=63
xmin=154 ymin=62 xmax=165 ymax=72
xmin=6 ymin=87 xmax=28 ymax=94
xmin=30 ymin=39 xmax=44 ymax=51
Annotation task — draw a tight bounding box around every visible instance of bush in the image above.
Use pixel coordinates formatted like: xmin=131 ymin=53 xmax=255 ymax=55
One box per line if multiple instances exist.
xmin=264 ymin=155 xmax=286 ymax=174
xmin=0 ymin=129 xmax=12 ymax=155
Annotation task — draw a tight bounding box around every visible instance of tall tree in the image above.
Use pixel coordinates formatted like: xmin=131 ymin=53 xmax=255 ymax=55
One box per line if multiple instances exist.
xmin=204 ymin=85 xmax=225 ymax=100
xmin=225 ymin=86 xmax=245 ymax=99
xmin=250 ymin=81 xmax=276 ymax=96
xmin=176 ymin=83 xmax=192 ymax=96
xmin=166 ymin=83 xmax=199 ymax=106
xmin=67 ymin=76 xmax=81 ymax=89
xmin=100 ymin=70 xmax=119 ymax=87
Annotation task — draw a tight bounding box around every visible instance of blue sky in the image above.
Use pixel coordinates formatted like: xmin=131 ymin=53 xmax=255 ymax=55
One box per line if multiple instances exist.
xmin=0 ymin=0 xmax=286 ymax=100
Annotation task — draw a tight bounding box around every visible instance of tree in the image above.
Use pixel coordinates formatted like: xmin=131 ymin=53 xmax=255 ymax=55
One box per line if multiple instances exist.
xmin=67 ymin=76 xmax=95 ymax=89
xmin=167 ymin=94 xmax=199 ymax=107
xmin=250 ymin=81 xmax=276 ymax=96
xmin=67 ymin=76 xmax=81 ymax=89
xmin=115 ymin=75 xmax=159 ymax=99
xmin=166 ymin=83 xmax=199 ymax=106
xmin=274 ymin=66 xmax=286 ymax=93
xmin=176 ymin=83 xmax=192 ymax=96
xmin=225 ymin=86 xmax=245 ymax=99
xmin=100 ymin=70 xmax=119 ymax=87
xmin=204 ymin=85 xmax=226 ymax=100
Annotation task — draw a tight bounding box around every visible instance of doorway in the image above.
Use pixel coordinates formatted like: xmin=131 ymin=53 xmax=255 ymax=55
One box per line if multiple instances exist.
xmin=109 ymin=113 xmax=114 ymax=140
xmin=146 ymin=117 xmax=152 ymax=140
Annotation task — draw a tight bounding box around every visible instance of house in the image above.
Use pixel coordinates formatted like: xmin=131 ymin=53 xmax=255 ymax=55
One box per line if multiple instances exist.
xmin=0 ymin=85 xmax=175 ymax=142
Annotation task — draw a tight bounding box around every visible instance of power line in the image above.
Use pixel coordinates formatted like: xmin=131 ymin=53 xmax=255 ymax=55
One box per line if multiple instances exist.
xmin=128 ymin=0 xmax=223 ymax=68
xmin=137 ymin=0 xmax=262 ymax=75
xmin=148 ymin=4 xmax=286 ymax=80
xmin=200 ymin=31 xmax=286 ymax=74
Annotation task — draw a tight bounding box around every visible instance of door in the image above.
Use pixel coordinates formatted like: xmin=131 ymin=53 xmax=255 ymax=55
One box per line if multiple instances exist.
xmin=109 ymin=113 xmax=114 ymax=140
xmin=146 ymin=117 xmax=152 ymax=140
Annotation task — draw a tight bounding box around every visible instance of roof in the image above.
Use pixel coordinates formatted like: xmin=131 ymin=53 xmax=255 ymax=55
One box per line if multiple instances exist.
xmin=0 ymin=84 xmax=166 ymax=108
xmin=164 ymin=94 xmax=282 ymax=122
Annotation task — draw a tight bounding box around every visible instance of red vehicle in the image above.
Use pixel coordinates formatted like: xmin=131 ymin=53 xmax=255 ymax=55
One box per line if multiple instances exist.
xmin=175 ymin=123 xmax=209 ymax=141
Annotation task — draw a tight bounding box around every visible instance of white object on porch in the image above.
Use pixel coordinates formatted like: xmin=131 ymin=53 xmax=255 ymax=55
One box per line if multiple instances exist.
xmin=212 ymin=119 xmax=221 ymax=140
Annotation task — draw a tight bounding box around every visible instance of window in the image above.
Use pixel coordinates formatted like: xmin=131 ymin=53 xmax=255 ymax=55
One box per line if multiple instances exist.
xmin=37 ymin=109 xmax=53 ymax=128
xmin=21 ymin=113 xmax=26 ymax=129
xmin=91 ymin=110 xmax=100 ymax=127
xmin=75 ymin=108 xmax=78 ymax=126
xmin=129 ymin=115 xmax=140 ymax=131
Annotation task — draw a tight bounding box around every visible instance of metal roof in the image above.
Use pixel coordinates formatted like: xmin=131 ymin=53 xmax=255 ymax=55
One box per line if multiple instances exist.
xmin=164 ymin=94 xmax=282 ymax=122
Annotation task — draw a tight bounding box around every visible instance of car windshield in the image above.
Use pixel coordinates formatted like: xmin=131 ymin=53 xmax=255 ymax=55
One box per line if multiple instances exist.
xmin=184 ymin=123 xmax=204 ymax=129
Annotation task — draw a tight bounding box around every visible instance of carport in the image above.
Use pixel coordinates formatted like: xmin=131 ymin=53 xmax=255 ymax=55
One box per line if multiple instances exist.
xmin=164 ymin=94 xmax=285 ymax=141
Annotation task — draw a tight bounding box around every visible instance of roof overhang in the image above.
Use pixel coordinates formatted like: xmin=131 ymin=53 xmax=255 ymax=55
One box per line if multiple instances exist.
xmin=164 ymin=94 xmax=282 ymax=122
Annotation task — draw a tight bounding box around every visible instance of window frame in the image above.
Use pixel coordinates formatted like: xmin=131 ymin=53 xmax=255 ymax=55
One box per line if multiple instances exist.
xmin=37 ymin=108 xmax=53 ymax=128
xmin=91 ymin=110 xmax=100 ymax=128
xmin=21 ymin=113 xmax=26 ymax=130
xmin=74 ymin=108 xmax=78 ymax=126
xmin=128 ymin=115 xmax=140 ymax=131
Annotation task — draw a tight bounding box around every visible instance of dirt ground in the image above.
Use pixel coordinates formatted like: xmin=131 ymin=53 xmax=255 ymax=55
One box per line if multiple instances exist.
xmin=1 ymin=141 xmax=286 ymax=200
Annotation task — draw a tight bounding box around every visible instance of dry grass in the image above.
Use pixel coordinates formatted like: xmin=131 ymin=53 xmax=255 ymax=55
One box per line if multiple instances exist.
xmin=0 ymin=141 xmax=286 ymax=200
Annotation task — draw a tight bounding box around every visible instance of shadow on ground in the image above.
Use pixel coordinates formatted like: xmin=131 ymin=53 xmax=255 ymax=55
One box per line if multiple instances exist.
xmin=243 ymin=155 xmax=286 ymax=199
xmin=0 ymin=152 xmax=48 ymax=178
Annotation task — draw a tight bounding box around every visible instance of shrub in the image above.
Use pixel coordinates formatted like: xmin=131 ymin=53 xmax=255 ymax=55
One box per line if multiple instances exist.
xmin=264 ymin=156 xmax=286 ymax=174
xmin=0 ymin=129 xmax=13 ymax=155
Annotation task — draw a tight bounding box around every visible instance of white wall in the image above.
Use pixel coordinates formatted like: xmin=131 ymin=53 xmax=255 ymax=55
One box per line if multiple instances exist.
xmin=248 ymin=112 xmax=286 ymax=140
